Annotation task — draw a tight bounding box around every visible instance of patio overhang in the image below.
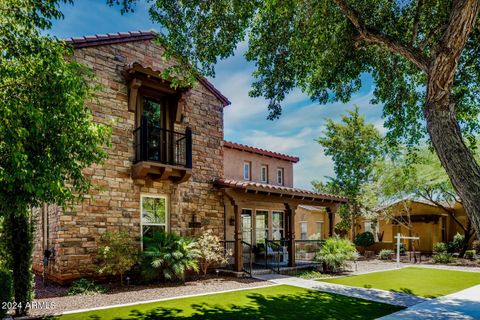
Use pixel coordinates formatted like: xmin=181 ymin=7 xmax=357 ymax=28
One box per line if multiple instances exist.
xmin=214 ymin=179 xmax=348 ymax=272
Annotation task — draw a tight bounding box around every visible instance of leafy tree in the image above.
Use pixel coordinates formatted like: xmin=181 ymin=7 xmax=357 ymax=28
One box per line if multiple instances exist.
xmin=314 ymin=107 xmax=383 ymax=239
xmin=109 ymin=0 xmax=480 ymax=237
xmin=0 ymin=1 xmax=110 ymax=314
xmin=367 ymin=147 xmax=475 ymax=257
xmin=194 ymin=230 xmax=230 ymax=276
xmin=97 ymin=231 xmax=139 ymax=285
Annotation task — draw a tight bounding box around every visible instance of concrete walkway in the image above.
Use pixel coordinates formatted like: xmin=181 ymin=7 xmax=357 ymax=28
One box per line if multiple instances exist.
xmin=253 ymin=273 xmax=427 ymax=307
xmin=379 ymin=284 xmax=480 ymax=320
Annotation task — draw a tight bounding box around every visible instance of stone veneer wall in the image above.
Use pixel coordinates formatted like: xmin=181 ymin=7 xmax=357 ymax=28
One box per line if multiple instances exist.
xmin=32 ymin=40 xmax=225 ymax=283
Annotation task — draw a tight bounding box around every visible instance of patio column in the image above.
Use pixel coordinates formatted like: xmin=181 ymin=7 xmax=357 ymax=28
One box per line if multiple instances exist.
xmin=233 ymin=201 xmax=243 ymax=272
xmin=285 ymin=203 xmax=297 ymax=267
xmin=327 ymin=205 xmax=338 ymax=237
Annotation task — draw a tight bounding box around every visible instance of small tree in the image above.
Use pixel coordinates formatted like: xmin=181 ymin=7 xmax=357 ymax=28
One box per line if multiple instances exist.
xmin=354 ymin=231 xmax=375 ymax=252
xmin=97 ymin=231 xmax=138 ymax=285
xmin=194 ymin=230 xmax=229 ymax=276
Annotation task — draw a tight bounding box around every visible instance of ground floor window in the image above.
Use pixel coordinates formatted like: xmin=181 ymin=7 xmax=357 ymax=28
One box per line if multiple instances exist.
xmin=300 ymin=222 xmax=308 ymax=240
xmin=316 ymin=221 xmax=323 ymax=239
xmin=272 ymin=211 xmax=284 ymax=240
xmin=242 ymin=209 xmax=253 ymax=244
xmin=255 ymin=210 xmax=268 ymax=244
xmin=141 ymin=195 xmax=168 ymax=249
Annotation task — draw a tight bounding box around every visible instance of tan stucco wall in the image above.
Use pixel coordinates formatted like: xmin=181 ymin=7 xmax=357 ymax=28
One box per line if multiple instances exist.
xmin=223 ymin=147 xmax=294 ymax=187
xmin=295 ymin=207 xmax=328 ymax=240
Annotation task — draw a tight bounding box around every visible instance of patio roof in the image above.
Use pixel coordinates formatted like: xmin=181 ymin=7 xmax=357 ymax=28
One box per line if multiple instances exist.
xmin=214 ymin=179 xmax=348 ymax=204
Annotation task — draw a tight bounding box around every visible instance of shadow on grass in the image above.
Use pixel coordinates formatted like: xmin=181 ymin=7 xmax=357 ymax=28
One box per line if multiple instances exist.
xmin=47 ymin=291 xmax=403 ymax=320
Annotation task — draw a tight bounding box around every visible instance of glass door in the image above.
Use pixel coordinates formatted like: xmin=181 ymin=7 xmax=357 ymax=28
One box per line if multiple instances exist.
xmin=241 ymin=209 xmax=252 ymax=244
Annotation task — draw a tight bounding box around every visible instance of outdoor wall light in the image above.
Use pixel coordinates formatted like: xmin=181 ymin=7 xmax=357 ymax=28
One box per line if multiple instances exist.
xmin=189 ymin=214 xmax=202 ymax=228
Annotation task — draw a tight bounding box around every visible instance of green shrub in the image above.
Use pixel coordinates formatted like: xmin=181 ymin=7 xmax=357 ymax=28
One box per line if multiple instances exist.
xmin=432 ymin=252 xmax=455 ymax=264
xmin=447 ymin=233 xmax=465 ymax=253
xmin=142 ymin=231 xmax=199 ymax=281
xmin=315 ymin=237 xmax=358 ymax=273
xmin=68 ymin=278 xmax=107 ymax=296
xmin=465 ymin=250 xmax=476 ymax=260
xmin=0 ymin=268 xmax=13 ymax=318
xmin=378 ymin=249 xmax=394 ymax=260
xmin=433 ymin=242 xmax=447 ymax=254
xmin=97 ymin=231 xmax=139 ymax=285
xmin=354 ymin=232 xmax=375 ymax=250
xmin=472 ymin=240 xmax=480 ymax=252
xmin=395 ymin=242 xmax=406 ymax=255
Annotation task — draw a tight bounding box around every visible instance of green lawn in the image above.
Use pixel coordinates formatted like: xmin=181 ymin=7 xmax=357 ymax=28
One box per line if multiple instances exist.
xmin=321 ymin=267 xmax=480 ymax=298
xmin=53 ymin=285 xmax=402 ymax=320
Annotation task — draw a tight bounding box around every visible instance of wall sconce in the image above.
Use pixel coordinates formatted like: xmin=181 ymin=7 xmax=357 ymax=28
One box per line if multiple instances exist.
xmin=229 ymin=217 xmax=235 ymax=226
xmin=189 ymin=214 xmax=202 ymax=228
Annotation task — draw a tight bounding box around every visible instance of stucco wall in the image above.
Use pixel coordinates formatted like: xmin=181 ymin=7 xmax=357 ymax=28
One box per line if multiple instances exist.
xmin=223 ymin=147 xmax=294 ymax=187
xmin=295 ymin=207 xmax=328 ymax=240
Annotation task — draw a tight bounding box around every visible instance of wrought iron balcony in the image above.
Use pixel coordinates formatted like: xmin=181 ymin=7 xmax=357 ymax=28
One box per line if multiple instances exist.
xmin=132 ymin=117 xmax=192 ymax=182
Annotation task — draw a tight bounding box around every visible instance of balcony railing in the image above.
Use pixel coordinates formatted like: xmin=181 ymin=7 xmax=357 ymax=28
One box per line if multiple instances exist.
xmin=133 ymin=117 xmax=192 ymax=168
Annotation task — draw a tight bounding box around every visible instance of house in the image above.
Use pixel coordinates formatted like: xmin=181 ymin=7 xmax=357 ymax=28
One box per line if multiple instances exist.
xmin=357 ymin=199 xmax=471 ymax=253
xmin=32 ymin=31 xmax=347 ymax=283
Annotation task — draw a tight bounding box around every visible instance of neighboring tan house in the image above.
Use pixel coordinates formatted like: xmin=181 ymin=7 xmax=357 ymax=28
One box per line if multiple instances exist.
xmin=357 ymin=199 xmax=471 ymax=253
xmin=32 ymin=31 xmax=347 ymax=282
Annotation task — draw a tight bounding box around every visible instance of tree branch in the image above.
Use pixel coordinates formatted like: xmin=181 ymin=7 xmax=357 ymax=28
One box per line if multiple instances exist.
xmin=334 ymin=0 xmax=429 ymax=73
xmin=411 ymin=0 xmax=424 ymax=45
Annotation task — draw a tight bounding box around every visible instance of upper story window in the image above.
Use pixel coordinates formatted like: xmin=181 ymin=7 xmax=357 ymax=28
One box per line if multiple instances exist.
xmin=260 ymin=165 xmax=268 ymax=183
xmin=277 ymin=168 xmax=284 ymax=185
xmin=243 ymin=161 xmax=251 ymax=180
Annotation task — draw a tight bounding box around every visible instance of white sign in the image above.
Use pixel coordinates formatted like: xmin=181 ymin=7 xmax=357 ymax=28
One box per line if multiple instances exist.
xmin=394 ymin=233 xmax=420 ymax=268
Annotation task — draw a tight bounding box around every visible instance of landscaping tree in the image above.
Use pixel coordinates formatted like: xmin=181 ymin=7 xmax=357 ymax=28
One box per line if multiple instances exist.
xmin=314 ymin=107 xmax=383 ymax=239
xmin=194 ymin=230 xmax=230 ymax=276
xmin=0 ymin=1 xmax=110 ymax=315
xmin=109 ymin=0 xmax=480 ymax=237
xmin=97 ymin=231 xmax=139 ymax=285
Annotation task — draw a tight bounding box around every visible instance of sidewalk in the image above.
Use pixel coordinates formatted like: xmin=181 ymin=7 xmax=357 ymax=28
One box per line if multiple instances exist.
xmin=253 ymin=273 xmax=427 ymax=307
xmin=378 ymin=284 xmax=480 ymax=319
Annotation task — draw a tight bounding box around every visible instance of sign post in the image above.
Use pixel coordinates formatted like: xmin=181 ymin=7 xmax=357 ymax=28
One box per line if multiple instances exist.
xmin=394 ymin=233 xmax=419 ymax=268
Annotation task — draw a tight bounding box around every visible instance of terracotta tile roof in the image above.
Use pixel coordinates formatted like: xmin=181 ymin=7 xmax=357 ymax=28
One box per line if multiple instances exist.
xmin=64 ymin=31 xmax=231 ymax=107
xmin=65 ymin=30 xmax=157 ymax=48
xmin=223 ymin=141 xmax=300 ymax=163
xmin=214 ymin=178 xmax=348 ymax=203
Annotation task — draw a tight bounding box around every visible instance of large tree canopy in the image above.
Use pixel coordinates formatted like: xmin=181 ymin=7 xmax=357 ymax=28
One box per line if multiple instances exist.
xmin=109 ymin=0 xmax=480 ymax=236
xmin=0 ymin=0 xmax=110 ymax=314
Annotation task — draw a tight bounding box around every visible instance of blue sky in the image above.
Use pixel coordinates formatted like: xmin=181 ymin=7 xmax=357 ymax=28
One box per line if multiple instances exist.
xmin=48 ymin=0 xmax=385 ymax=190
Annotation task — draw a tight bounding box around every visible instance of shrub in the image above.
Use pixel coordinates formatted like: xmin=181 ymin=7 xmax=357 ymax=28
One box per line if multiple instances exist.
xmin=68 ymin=278 xmax=106 ymax=296
xmin=395 ymin=242 xmax=406 ymax=255
xmin=447 ymin=233 xmax=465 ymax=253
xmin=432 ymin=252 xmax=455 ymax=264
xmin=142 ymin=231 xmax=199 ymax=281
xmin=315 ymin=237 xmax=358 ymax=273
xmin=97 ymin=231 xmax=139 ymax=285
xmin=472 ymin=240 xmax=480 ymax=252
xmin=354 ymin=232 xmax=375 ymax=251
xmin=465 ymin=250 xmax=476 ymax=260
xmin=194 ymin=230 xmax=229 ymax=276
xmin=433 ymin=242 xmax=447 ymax=254
xmin=0 ymin=268 xmax=13 ymax=318
xmin=378 ymin=249 xmax=394 ymax=260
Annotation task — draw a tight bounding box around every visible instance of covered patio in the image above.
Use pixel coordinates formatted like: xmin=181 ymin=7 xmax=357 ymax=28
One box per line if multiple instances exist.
xmin=214 ymin=179 xmax=348 ymax=273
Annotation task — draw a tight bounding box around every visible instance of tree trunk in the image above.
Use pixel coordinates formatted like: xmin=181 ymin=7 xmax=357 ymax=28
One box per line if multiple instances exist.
xmin=424 ymin=99 xmax=480 ymax=239
xmin=3 ymin=206 xmax=34 ymax=316
xmin=459 ymin=220 xmax=474 ymax=258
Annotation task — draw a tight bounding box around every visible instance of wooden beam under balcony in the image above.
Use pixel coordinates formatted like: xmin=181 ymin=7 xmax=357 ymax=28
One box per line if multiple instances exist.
xmin=131 ymin=161 xmax=192 ymax=183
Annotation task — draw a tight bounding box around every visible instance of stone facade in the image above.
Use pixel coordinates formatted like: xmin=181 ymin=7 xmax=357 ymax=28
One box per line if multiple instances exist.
xmin=32 ymin=36 xmax=226 ymax=283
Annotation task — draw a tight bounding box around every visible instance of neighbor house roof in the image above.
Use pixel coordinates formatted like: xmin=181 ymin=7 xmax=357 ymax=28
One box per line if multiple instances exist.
xmin=223 ymin=141 xmax=300 ymax=163
xmin=298 ymin=205 xmax=325 ymax=211
xmin=214 ymin=178 xmax=348 ymax=203
xmin=64 ymin=31 xmax=231 ymax=107
xmin=375 ymin=198 xmax=455 ymax=212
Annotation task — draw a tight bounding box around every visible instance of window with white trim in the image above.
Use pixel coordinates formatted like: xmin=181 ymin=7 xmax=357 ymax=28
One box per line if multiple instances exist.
xmin=243 ymin=162 xmax=251 ymax=180
xmin=141 ymin=195 xmax=168 ymax=249
xmin=316 ymin=221 xmax=324 ymax=239
xmin=260 ymin=165 xmax=268 ymax=183
xmin=255 ymin=210 xmax=268 ymax=244
xmin=272 ymin=211 xmax=284 ymax=240
xmin=300 ymin=221 xmax=308 ymax=240
xmin=277 ymin=168 xmax=284 ymax=185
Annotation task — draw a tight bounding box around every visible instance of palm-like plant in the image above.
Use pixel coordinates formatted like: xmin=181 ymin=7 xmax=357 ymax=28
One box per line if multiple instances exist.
xmin=142 ymin=231 xmax=200 ymax=281
xmin=315 ymin=237 xmax=358 ymax=273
